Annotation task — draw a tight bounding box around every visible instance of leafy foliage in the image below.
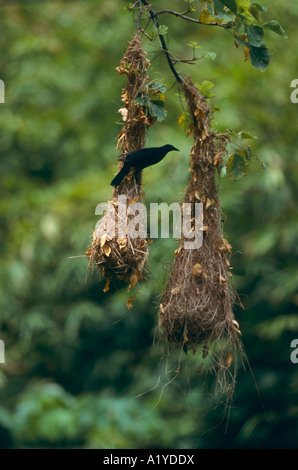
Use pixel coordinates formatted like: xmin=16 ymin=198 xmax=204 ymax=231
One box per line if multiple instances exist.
xmin=226 ymin=150 xmax=249 ymax=178
xmin=135 ymin=82 xmax=168 ymax=123
xmin=202 ymin=0 xmax=286 ymax=70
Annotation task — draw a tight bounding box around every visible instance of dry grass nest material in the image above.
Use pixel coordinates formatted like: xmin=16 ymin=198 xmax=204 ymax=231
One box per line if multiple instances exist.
xmin=159 ymin=78 xmax=243 ymax=390
xmin=86 ymin=34 xmax=151 ymax=294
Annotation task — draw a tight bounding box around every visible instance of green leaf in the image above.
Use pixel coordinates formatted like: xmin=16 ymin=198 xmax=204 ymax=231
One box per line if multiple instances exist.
xmin=135 ymin=92 xmax=167 ymax=122
xmin=204 ymin=51 xmax=217 ymax=61
xmin=245 ymin=25 xmax=264 ymax=46
xmin=249 ymin=42 xmax=271 ymax=71
xmin=187 ymin=41 xmax=201 ymax=49
xmin=236 ymin=0 xmax=250 ymax=12
xmin=221 ymin=11 xmax=236 ymax=23
xmin=213 ymin=0 xmax=225 ymax=17
xmin=158 ymin=25 xmax=168 ymax=36
xmin=226 ymin=151 xmax=248 ymax=179
xmin=213 ymin=0 xmax=238 ymax=16
xmin=201 ymin=80 xmax=215 ymax=89
xmin=249 ymin=3 xmax=267 ymax=20
xmin=134 ymin=93 xmax=150 ymax=107
xmin=238 ymin=131 xmax=257 ymax=140
xmin=198 ymin=80 xmax=215 ymax=97
xmin=148 ymin=101 xmax=167 ymax=122
xmin=235 ymin=37 xmax=271 ymax=70
xmin=236 ymin=21 xmax=246 ymax=36
xmin=149 ymin=99 xmax=166 ymax=108
xmin=262 ymin=20 xmax=287 ymax=38
xmin=207 ymin=3 xmax=225 ymax=19
xmin=213 ymin=0 xmax=224 ymax=12
xmin=223 ymin=0 xmax=238 ymax=14
xmin=149 ymin=82 xmax=167 ymax=94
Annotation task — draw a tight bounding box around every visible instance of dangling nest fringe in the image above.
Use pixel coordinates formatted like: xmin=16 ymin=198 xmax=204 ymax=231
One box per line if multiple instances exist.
xmin=87 ymin=34 xmax=152 ymax=293
xmin=159 ymin=77 xmax=243 ymax=398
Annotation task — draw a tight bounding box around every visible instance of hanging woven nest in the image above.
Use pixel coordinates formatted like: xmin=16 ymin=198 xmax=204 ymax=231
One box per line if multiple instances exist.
xmin=87 ymin=34 xmax=152 ymax=295
xmin=159 ymin=77 xmax=243 ymax=395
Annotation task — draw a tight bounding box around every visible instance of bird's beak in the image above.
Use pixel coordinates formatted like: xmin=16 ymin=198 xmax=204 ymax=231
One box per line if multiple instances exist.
xmin=173 ymin=147 xmax=179 ymax=151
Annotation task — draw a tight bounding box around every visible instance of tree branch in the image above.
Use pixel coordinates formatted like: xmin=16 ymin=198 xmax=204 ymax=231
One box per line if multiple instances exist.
xmin=140 ymin=0 xmax=183 ymax=85
xmin=137 ymin=0 xmax=143 ymax=31
xmin=154 ymin=9 xmax=233 ymax=29
xmin=139 ymin=2 xmax=233 ymax=86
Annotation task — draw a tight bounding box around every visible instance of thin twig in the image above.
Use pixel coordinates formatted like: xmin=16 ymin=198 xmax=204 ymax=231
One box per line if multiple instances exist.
xmin=137 ymin=0 xmax=143 ymax=31
xmin=136 ymin=2 xmax=233 ymax=87
xmin=154 ymin=9 xmax=233 ymax=29
xmin=141 ymin=0 xmax=183 ymax=85
xmin=172 ymin=58 xmax=199 ymax=65
xmin=139 ymin=16 xmax=152 ymax=40
xmin=128 ymin=0 xmax=141 ymax=11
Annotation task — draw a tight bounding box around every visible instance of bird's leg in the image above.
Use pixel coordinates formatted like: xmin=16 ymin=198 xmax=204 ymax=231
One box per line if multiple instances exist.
xmin=134 ymin=170 xmax=142 ymax=187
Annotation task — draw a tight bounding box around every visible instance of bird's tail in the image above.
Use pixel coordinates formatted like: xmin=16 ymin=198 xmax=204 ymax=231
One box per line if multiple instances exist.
xmin=111 ymin=164 xmax=130 ymax=187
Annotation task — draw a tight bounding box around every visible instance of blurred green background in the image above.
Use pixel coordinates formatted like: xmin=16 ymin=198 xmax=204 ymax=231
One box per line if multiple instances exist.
xmin=0 ymin=0 xmax=297 ymax=449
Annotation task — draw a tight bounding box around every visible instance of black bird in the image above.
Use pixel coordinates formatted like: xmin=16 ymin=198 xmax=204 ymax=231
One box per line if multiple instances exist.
xmin=111 ymin=144 xmax=179 ymax=187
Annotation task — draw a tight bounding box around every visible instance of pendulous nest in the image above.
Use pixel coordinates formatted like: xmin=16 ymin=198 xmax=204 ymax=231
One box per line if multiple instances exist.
xmin=159 ymin=77 xmax=243 ymax=395
xmin=86 ymin=34 xmax=152 ymax=295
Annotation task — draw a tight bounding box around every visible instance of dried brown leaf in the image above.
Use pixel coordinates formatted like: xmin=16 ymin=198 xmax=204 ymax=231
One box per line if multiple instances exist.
xmin=102 ymin=244 xmax=111 ymax=257
xmin=192 ymin=263 xmax=203 ymax=277
xmin=126 ymin=296 xmax=134 ymax=310
xmin=130 ymin=273 xmax=138 ymax=289
xmin=117 ymin=238 xmax=127 ymax=250
xmin=226 ymin=352 xmax=232 ymax=368
xmin=205 ymin=198 xmax=214 ymax=209
xmin=100 ymin=233 xmax=110 ymax=248
xmin=103 ymin=278 xmax=110 ymax=293
xmin=171 ymin=287 xmax=180 ymax=295
xmin=219 ymin=274 xmax=227 ymax=284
